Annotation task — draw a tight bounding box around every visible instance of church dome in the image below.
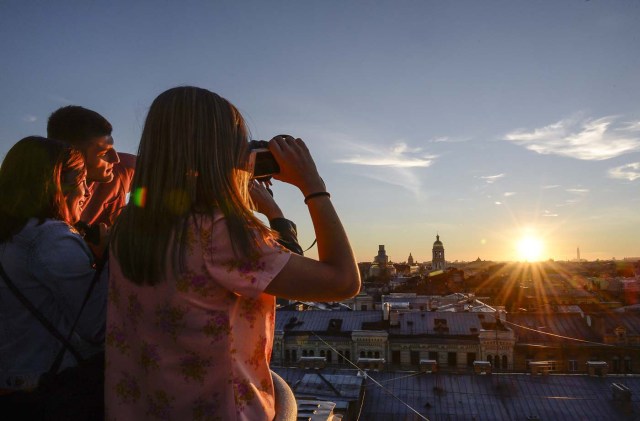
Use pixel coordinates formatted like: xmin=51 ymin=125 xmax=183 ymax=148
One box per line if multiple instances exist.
xmin=433 ymin=234 xmax=444 ymax=249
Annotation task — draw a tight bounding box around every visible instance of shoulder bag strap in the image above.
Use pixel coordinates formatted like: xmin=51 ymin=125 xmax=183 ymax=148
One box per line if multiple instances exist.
xmin=0 ymin=261 xmax=84 ymax=362
xmin=46 ymin=247 xmax=109 ymax=375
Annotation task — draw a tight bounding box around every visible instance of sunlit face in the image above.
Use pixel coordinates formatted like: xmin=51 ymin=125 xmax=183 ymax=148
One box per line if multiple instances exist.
xmin=63 ymin=170 xmax=91 ymax=224
xmin=517 ymin=235 xmax=544 ymax=261
xmin=82 ymin=135 xmax=120 ymax=183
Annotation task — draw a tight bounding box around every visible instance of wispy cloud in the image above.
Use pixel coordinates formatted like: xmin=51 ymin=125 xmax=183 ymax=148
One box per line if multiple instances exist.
xmin=543 ymin=210 xmax=558 ymax=217
xmin=566 ymin=188 xmax=589 ymax=194
xmin=22 ymin=115 xmax=37 ymax=123
xmin=427 ymin=136 xmax=470 ymax=143
xmin=503 ymin=192 xmax=516 ymax=197
xmin=335 ymin=141 xmax=437 ymax=168
xmin=618 ymin=121 xmax=640 ymax=131
xmin=504 ymin=115 xmax=640 ymax=160
xmin=334 ymin=139 xmax=436 ymax=198
xmin=48 ymin=95 xmax=74 ymax=104
xmin=542 ymin=184 xmax=560 ymax=189
xmin=480 ymin=173 xmax=505 ymax=184
xmin=494 ymin=201 xmax=502 ymax=205
xmin=608 ymin=162 xmax=640 ymax=181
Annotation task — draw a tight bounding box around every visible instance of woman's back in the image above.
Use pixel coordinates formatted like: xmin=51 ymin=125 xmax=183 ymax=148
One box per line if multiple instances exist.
xmin=105 ymin=212 xmax=291 ymax=420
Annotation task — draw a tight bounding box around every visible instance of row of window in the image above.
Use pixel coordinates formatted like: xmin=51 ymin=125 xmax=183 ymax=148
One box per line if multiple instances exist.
xmin=486 ymin=354 xmax=509 ymax=369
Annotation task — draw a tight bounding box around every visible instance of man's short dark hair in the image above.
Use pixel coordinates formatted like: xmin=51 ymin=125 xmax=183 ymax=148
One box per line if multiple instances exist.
xmin=47 ymin=105 xmax=113 ymax=147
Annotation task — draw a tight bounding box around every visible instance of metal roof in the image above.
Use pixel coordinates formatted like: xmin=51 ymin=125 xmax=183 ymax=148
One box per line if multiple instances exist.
xmin=273 ymin=367 xmax=640 ymax=420
xmin=508 ymin=313 xmax=600 ymax=343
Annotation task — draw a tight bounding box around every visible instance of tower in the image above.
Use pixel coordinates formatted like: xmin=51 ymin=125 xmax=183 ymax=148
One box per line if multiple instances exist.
xmin=432 ymin=234 xmax=445 ymax=270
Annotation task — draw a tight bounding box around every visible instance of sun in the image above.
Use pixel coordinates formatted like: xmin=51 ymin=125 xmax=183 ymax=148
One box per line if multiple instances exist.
xmin=517 ymin=236 xmax=544 ymax=261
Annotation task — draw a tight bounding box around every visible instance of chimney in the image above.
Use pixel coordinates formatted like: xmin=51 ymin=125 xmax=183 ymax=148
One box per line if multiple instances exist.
xmin=389 ymin=310 xmax=400 ymax=326
xmin=382 ymin=302 xmax=390 ymax=321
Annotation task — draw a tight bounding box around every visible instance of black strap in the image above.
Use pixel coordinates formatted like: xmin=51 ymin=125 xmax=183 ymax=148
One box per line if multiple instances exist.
xmin=46 ymin=248 xmax=108 ymax=376
xmin=0 ymin=248 xmax=107 ymax=374
xmin=0 ymin=261 xmax=84 ymax=362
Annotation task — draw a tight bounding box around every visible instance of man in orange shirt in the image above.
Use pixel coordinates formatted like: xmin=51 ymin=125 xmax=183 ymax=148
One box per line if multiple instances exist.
xmin=47 ymin=106 xmax=135 ymax=249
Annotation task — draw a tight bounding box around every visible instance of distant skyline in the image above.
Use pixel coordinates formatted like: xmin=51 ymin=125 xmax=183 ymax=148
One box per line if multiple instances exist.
xmin=1 ymin=1 xmax=638 ymax=262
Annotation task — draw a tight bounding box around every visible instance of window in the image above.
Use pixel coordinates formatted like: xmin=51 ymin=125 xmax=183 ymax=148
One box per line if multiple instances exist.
xmin=502 ymin=355 xmax=508 ymax=370
xmin=285 ymin=350 xmax=291 ymax=362
xmin=375 ymin=351 xmax=380 ymax=358
xmin=467 ymin=352 xmax=476 ymax=367
xmin=568 ymin=360 xmax=578 ymax=372
xmin=302 ymin=350 xmax=308 ymax=357
xmin=448 ymin=352 xmax=457 ymax=367
xmin=326 ymin=350 xmax=332 ymax=363
xmin=410 ymin=351 xmax=420 ymax=365
xmin=361 ymin=305 xmax=367 ymax=311
xmin=292 ymin=350 xmax=297 ymax=362
xmin=360 ymin=351 xmax=365 ymax=358
xmin=625 ymin=357 xmax=632 ymax=373
xmin=612 ymin=357 xmax=620 ymax=373
xmin=392 ymin=350 xmax=401 ymax=364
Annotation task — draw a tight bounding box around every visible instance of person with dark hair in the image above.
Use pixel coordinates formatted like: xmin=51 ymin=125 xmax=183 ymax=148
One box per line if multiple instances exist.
xmin=47 ymin=105 xmax=136 ymax=229
xmin=0 ymin=137 xmax=107 ymax=417
xmin=105 ymin=87 xmax=360 ymax=420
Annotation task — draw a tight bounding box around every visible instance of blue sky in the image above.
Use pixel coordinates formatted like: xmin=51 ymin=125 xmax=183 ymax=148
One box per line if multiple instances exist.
xmin=1 ymin=1 xmax=639 ymax=262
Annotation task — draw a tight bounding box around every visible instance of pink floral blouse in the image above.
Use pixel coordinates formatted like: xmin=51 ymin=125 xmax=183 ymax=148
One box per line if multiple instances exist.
xmin=105 ymin=213 xmax=291 ymax=421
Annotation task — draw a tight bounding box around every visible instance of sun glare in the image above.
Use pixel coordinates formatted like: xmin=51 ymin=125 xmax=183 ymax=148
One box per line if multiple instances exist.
xmin=517 ymin=236 xmax=544 ymax=261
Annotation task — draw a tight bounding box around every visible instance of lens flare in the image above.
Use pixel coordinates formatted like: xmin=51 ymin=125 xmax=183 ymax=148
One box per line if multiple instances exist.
xmin=132 ymin=187 xmax=147 ymax=208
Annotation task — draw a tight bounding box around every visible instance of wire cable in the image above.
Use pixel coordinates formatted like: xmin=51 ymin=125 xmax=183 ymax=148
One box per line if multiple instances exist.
xmin=311 ymin=332 xmax=430 ymax=421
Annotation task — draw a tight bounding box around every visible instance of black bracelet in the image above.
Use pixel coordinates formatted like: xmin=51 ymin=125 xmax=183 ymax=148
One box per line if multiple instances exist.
xmin=304 ymin=191 xmax=331 ymax=204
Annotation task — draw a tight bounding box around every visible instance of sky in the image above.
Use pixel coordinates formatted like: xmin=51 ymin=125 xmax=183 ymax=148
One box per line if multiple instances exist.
xmin=1 ymin=0 xmax=639 ymax=263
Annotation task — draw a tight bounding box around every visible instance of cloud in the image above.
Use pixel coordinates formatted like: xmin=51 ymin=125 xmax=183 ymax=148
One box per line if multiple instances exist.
xmin=334 ymin=139 xmax=436 ymax=199
xmin=48 ymin=95 xmax=74 ymax=104
xmin=494 ymin=201 xmax=502 ymax=205
xmin=608 ymin=162 xmax=640 ymax=181
xmin=542 ymin=184 xmax=560 ymax=189
xmin=22 ymin=115 xmax=37 ymax=123
xmin=543 ymin=210 xmax=558 ymax=217
xmin=504 ymin=116 xmax=640 ymax=160
xmin=503 ymin=192 xmax=516 ymax=197
xmin=618 ymin=121 xmax=640 ymax=131
xmin=566 ymin=188 xmax=589 ymax=194
xmin=480 ymin=173 xmax=505 ymax=184
xmin=335 ymin=141 xmax=437 ymax=168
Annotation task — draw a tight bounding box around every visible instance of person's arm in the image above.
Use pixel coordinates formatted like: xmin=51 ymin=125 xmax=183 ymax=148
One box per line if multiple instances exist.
xmin=263 ymin=136 xmax=360 ymax=301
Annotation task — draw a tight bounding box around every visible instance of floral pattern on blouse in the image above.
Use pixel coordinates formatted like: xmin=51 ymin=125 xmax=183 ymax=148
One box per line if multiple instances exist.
xmin=115 ymin=371 xmax=141 ymax=404
xmin=179 ymin=351 xmax=212 ymax=384
xmin=105 ymin=212 xmax=291 ymax=421
xmin=145 ymin=390 xmax=175 ymax=420
xmin=106 ymin=323 xmax=131 ymax=355
xmin=154 ymin=303 xmax=187 ymax=342
xmin=202 ymin=310 xmax=231 ymax=342
xmin=127 ymin=294 xmax=143 ymax=330
xmin=139 ymin=341 xmax=161 ymax=373
xmin=192 ymin=396 xmax=223 ymax=421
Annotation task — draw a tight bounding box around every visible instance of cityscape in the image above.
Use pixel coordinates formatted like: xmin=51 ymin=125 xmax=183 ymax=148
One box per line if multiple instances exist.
xmin=272 ymin=236 xmax=640 ymax=420
xmin=2 ymin=1 xmax=639 ymax=420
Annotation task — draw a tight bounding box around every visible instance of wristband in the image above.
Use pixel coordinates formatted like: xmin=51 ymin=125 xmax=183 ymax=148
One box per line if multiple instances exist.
xmin=304 ymin=191 xmax=331 ymax=204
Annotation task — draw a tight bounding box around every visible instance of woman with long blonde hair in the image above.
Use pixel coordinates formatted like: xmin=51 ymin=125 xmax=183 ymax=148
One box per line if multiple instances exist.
xmin=106 ymin=86 xmax=360 ymax=420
